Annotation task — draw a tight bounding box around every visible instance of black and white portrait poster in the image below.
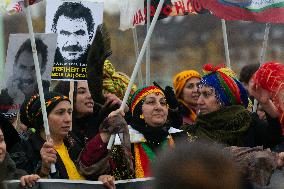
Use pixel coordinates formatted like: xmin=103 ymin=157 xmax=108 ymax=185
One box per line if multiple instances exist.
xmin=0 ymin=33 xmax=57 ymax=114
xmin=45 ymin=0 xmax=104 ymax=81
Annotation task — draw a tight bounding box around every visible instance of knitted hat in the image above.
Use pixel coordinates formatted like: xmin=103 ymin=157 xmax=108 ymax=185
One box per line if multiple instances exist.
xmin=128 ymin=85 xmax=165 ymax=116
xmin=20 ymin=92 xmax=70 ymax=130
xmin=173 ymin=70 xmax=201 ymax=98
xmin=201 ymin=64 xmax=248 ymax=108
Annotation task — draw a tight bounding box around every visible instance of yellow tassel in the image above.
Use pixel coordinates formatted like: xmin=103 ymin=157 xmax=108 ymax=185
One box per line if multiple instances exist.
xmin=168 ymin=135 xmax=175 ymax=148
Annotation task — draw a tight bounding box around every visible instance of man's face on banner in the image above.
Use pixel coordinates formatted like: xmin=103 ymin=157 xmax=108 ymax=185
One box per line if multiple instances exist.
xmin=13 ymin=50 xmax=43 ymax=96
xmin=56 ymin=16 xmax=90 ymax=62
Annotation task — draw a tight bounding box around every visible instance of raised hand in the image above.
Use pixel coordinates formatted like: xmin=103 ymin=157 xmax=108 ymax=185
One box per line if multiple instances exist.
xmin=39 ymin=141 xmax=57 ymax=176
xmin=153 ymin=81 xmax=179 ymax=110
xmin=248 ymin=80 xmax=271 ymax=105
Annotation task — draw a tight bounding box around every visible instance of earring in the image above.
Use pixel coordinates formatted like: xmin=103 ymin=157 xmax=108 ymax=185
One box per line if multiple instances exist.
xmin=140 ymin=114 xmax=144 ymax=119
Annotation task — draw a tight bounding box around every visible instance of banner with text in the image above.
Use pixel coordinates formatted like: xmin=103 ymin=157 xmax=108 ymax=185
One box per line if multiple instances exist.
xmin=119 ymin=0 xmax=207 ymax=31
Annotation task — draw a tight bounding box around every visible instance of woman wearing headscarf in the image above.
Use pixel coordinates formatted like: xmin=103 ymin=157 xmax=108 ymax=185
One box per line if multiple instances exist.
xmin=249 ymin=61 xmax=284 ymax=133
xmin=173 ymin=70 xmax=201 ymax=127
xmin=9 ymin=92 xmax=116 ymax=188
xmin=186 ymin=64 xmax=282 ymax=148
xmin=128 ymin=85 xmax=187 ymax=178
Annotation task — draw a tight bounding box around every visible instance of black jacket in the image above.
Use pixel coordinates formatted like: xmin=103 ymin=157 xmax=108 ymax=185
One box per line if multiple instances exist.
xmin=0 ymin=154 xmax=26 ymax=189
xmin=9 ymin=133 xmax=78 ymax=179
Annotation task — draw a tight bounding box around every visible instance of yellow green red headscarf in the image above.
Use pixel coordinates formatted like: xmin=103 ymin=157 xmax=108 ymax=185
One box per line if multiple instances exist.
xmin=129 ymin=85 xmax=165 ymax=116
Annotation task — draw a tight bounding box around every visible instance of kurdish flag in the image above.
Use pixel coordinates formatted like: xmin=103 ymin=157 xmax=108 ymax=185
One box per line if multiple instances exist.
xmin=199 ymin=0 xmax=284 ymax=23
xmin=0 ymin=0 xmax=42 ymax=14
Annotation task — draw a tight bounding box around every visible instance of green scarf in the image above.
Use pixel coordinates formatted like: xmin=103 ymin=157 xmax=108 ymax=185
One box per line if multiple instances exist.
xmin=193 ymin=105 xmax=252 ymax=146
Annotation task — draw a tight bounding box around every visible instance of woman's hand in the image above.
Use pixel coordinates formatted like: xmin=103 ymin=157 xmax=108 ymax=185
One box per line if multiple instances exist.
xmin=104 ymin=93 xmax=129 ymax=113
xmin=20 ymin=174 xmax=40 ymax=187
xmin=40 ymin=141 xmax=57 ymax=176
xmin=276 ymin=152 xmax=284 ymax=168
xmin=98 ymin=175 xmax=116 ymax=189
xmin=248 ymin=80 xmax=279 ymax=118
xmin=248 ymin=80 xmax=271 ymax=105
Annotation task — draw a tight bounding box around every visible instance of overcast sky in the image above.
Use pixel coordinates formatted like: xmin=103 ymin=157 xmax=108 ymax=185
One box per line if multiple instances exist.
xmin=104 ymin=0 xmax=120 ymax=14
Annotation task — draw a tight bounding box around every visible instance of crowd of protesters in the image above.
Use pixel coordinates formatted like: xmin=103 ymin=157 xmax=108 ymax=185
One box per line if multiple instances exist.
xmin=0 ymin=23 xmax=284 ymax=189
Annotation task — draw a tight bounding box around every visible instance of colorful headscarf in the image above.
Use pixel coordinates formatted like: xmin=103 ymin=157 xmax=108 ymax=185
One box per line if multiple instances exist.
xmin=201 ymin=64 xmax=249 ymax=108
xmin=173 ymin=70 xmax=201 ymax=98
xmin=253 ymin=62 xmax=284 ymax=100
xmin=103 ymin=60 xmax=137 ymax=99
xmin=20 ymin=92 xmax=70 ymax=130
xmin=253 ymin=61 xmax=284 ymax=129
xmin=129 ymin=85 xmax=165 ymax=116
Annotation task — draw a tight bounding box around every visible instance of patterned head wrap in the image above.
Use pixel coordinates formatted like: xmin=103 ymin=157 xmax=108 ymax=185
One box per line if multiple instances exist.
xmin=253 ymin=62 xmax=284 ymax=100
xmin=103 ymin=60 xmax=137 ymax=99
xmin=128 ymin=85 xmax=165 ymax=116
xmin=253 ymin=61 xmax=284 ymax=127
xmin=201 ymin=64 xmax=249 ymax=108
xmin=173 ymin=70 xmax=201 ymax=98
xmin=20 ymin=92 xmax=70 ymax=130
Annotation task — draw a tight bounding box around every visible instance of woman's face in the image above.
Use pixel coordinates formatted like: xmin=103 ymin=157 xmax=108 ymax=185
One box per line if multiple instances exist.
xmin=142 ymin=93 xmax=168 ymax=127
xmin=75 ymin=81 xmax=94 ymax=118
xmin=181 ymin=77 xmax=201 ymax=106
xmin=197 ymin=86 xmax=221 ymax=115
xmin=0 ymin=128 xmax=6 ymax=162
xmin=48 ymin=101 xmax=72 ymax=140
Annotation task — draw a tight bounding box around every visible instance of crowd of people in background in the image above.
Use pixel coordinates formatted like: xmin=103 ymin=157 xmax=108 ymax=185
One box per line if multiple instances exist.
xmin=1 ymin=22 xmax=284 ymax=189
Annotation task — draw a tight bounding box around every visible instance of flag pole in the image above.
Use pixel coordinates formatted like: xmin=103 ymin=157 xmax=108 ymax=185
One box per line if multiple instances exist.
xmin=146 ymin=0 xmax=151 ymax=85
xmin=107 ymin=0 xmax=165 ymax=150
xmin=23 ymin=0 xmax=56 ymax=173
xmin=259 ymin=23 xmax=271 ymax=65
xmin=132 ymin=28 xmax=143 ymax=87
xmin=221 ymin=19 xmax=231 ymax=68
xmin=0 ymin=14 xmax=4 ymax=82
xmin=252 ymin=23 xmax=271 ymax=113
xmin=69 ymin=81 xmax=74 ymax=130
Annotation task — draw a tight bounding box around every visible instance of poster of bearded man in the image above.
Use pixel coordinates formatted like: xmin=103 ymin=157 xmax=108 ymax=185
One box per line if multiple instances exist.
xmin=0 ymin=33 xmax=57 ymax=114
xmin=45 ymin=0 xmax=104 ymax=81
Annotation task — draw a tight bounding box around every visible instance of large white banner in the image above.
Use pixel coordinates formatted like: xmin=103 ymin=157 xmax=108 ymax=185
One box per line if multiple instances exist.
xmin=0 ymin=33 xmax=57 ymax=114
xmin=45 ymin=0 xmax=104 ymax=81
xmin=119 ymin=0 xmax=201 ymax=31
